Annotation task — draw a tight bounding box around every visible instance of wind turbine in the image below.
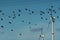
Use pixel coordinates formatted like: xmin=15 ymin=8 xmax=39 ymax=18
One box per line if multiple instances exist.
xmin=47 ymin=5 xmax=56 ymax=40
xmin=39 ymin=4 xmax=60 ymax=40
xmin=30 ymin=27 xmax=45 ymax=40
xmin=39 ymin=28 xmax=44 ymax=40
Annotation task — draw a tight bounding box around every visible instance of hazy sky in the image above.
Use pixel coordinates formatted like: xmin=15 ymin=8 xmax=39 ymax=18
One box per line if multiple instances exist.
xmin=0 ymin=0 xmax=60 ymax=40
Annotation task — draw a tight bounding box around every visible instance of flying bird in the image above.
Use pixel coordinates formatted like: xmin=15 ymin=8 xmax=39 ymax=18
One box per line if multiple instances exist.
xmin=53 ymin=10 xmax=56 ymax=13
xmin=40 ymin=13 xmax=43 ymax=15
xmin=1 ymin=13 xmax=5 ymax=15
xmin=11 ymin=29 xmax=14 ymax=31
xmin=1 ymin=18 xmax=3 ymax=21
xmin=12 ymin=16 xmax=16 ymax=19
xmin=40 ymin=11 xmax=45 ymax=14
xmin=28 ymin=22 xmax=31 ymax=24
xmin=12 ymin=11 xmax=15 ymax=13
xmin=56 ymin=16 xmax=59 ymax=18
xmin=28 ymin=9 xmax=30 ymax=12
xmin=32 ymin=11 xmax=34 ymax=13
xmin=1 ymin=25 xmax=4 ymax=28
xmin=25 ymin=8 xmax=28 ymax=11
xmin=49 ymin=8 xmax=52 ymax=11
xmin=41 ymin=17 xmax=43 ymax=19
xmin=18 ymin=9 xmax=21 ymax=12
xmin=8 ymin=16 xmax=11 ymax=18
xmin=9 ymin=21 xmax=12 ymax=24
xmin=18 ymin=14 xmax=20 ymax=16
xmin=0 ymin=10 xmax=2 ymax=12
xmin=21 ymin=20 xmax=24 ymax=22
xmin=59 ymin=8 xmax=60 ymax=10
xmin=19 ymin=33 xmax=22 ymax=36
xmin=45 ymin=18 xmax=48 ymax=20
xmin=51 ymin=6 xmax=54 ymax=8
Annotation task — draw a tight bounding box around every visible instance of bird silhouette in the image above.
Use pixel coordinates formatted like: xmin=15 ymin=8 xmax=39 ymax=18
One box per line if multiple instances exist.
xmin=51 ymin=6 xmax=54 ymax=8
xmin=40 ymin=11 xmax=45 ymax=14
xmin=18 ymin=9 xmax=21 ymax=12
xmin=40 ymin=13 xmax=43 ymax=15
xmin=32 ymin=11 xmax=34 ymax=14
xmin=1 ymin=18 xmax=3 ymax=21
xmin=11 ymin=29 xmax=13 ymax=31
xmin=1 ymin=25 xmax=4 ymax=28
xmin=9 ymin=21 xmax=12 ymax=24
xmin=41 ymin=17 xmax=43 ymax=19
xmin=56 ymin=16 xmax=59 ymax=18
xmin=47 ymin=12 xmax=49 ymax=14
xmin=18 ymin=14 xmax=20 ymax=16
xmin=12 ymin=11 xmax=15 ymax=13
xmin=59 ymin=8 xmax=60 ymax=10
xmin=0 ymin=10 xmax=2 ymax=12
xmin=25 ymin=8 xmax=28 ymax=11
xmin=45 ymin=18 xmax=48 ymax=20
xmin=12 ymin=16 xmax=16 ymax=19
xmin=1 ymin=13 xmax=5 ymax=15
xmin=53 ymin=10 xmax=56 ymax=13
xmin=21 ymin=20 xmax=24 ymax=22
xmin=28 ymin=22 xmax=31 ymax=24
xmin=8 ymin=16 xmax=11 ymax=18
xmin=49 ymin=8 xmax=52 ymax=11
xmin=28 ymin=9 xmax=30 ymax=12
xmin=19 ymin=33 xmax=22 ymax=36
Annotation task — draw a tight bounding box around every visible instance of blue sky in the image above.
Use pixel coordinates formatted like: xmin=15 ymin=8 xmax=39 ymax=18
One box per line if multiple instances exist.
xmin=0 ymin=0 xmax=60 ymax=40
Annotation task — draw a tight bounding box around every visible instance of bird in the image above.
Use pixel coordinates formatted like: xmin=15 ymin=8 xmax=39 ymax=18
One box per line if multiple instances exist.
xmin=56 ymin=16 xmax=59 ymax=18
xmin=12 ymin=16 xmax=16 ymax=19
xmin=25 ymin=8 xmax=28 ymax=11
xmin=9 ymin=21 xmax=12 ymax=24
xmin=40 ymin=11 xmax=45 ymax=14
xmin=49 ymin=21 xmax=51 ymax=24
xmin=28 ymin=9 xmax=30 ymax=12
xmin=18 ymin=9 xmax=21 ymax=12
xmin=0 ymin=10 xmax=2 ymax=12
xmin=53 ymin=10 xmax=56 ymax=13
xmin=28 ymin=22 xmax=31 ymax=24
xmin=21 ymin=20 xmax=24 ymax=22
xmin=1 ymin=18 xmax=3 ymax=21
xmin=18 ymin=14 xmax=20 ymax=16
xmin=59 ymin=8 xmax=60 ymax=10
xmin=32 ymin=11 xmax=34 ymax=14
xmin=47 ymin=12 xmax=49 ymax=14
xmin=40 ymin=13 xmax=43 ymax=15
xmin=41 ymin=17 xmax=43 ymax=19
xmin=11 ymin=29 xmax=13 ymax=31
xmin=51 ymin=6 xmax=54 ymax=8
xmin=45 ymin=18 xmax=48 ymax=20
xmin=19 ymin=33 xmax=22 ymax=36
xmin=49 ymin=13 xmax=52 ymax=15
xmin=12 ymin=11 xmax=15 ymax=13
xmin=1 ymin=25 xmax=4 ymax=28
xmin=8 ymin=16 xmax=11 ymax=18
xmin=1 ymin=13 xmax=5 ymax=15
xmin=49 ymin=8 xmax=52 ymax=11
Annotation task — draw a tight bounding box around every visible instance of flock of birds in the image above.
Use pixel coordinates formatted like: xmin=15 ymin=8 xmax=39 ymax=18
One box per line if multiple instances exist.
xmin=0 ymin=6 xmax=60 ymax=39
xmin=0 ymin=8 xmax=36 ymax=37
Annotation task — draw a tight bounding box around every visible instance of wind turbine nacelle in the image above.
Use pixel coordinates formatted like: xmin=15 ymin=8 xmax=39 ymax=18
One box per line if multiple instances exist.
xmin=40 ymin=34 xmax=44 ymax=38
